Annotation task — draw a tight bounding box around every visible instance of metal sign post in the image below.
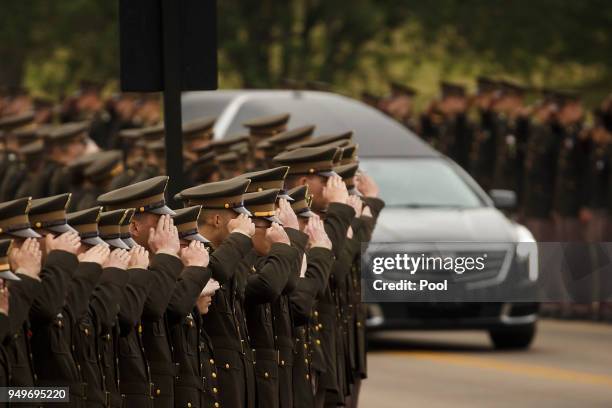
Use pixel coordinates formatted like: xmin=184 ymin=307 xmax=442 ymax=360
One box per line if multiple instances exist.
xmin=160 ymin=0 xmax=184 ymax=205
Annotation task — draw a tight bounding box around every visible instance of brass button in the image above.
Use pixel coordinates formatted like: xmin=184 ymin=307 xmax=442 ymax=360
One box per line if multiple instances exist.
xmin=225 ymin=363 xmax=230 ymax=369
xmin=209 ymin=359 xmax=214 ymax=364
xmin=213 ymin=387 xmax=218 ymax=393
xmin=314 ymin=311 xmax=319 ymax=317
xmin=212 ymin=372 xmax=217 ymax=379
xmin=280 ymin=360 xmax=285 ymax=366
xmin=264 ymin=372 xmax=269 ymax=378
xmin=187 ymin=403 xmax=192 ymax=408
xmin=316 ymin=339 xmax=321 ymax=345
xmin=305 ymin=358 xmax=309 ymax=364
xmin=156 ymin=389 xmax=161 ymax=396
xmin=306 ymin=374 xmax=310 ymax=380
xmin=215 ymin=403 xmax=220 ymax=408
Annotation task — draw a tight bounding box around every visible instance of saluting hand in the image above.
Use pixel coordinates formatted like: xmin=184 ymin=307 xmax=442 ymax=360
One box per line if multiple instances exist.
xmin=9 ymin=238 xmax=42 ymax=281
xmin=46 ymin=232 xmax=81 ymax=255
xmin=0 ymin=284 xmax=9 ymax=316
xmin=104 ymin=248 xmax=131 ymax=270
xmin=228 ymin=213 xmax=255 ymax=237
xmin=323 ymin=175 xmax=349 ymax=205
xmin=78 ymin=244 xmax=111 ymax=266
xmin=355 ymin=171 xmax=379 ymax=198
xmin=347 ymin=195 xmax=363 ymax=218
xmin=128 ymin=245 xmax=150 ymax=269
xmin=180 ymin=240 xmax=210 ymax=268
xmin=148 ymin=215 xmax=180 ymax=256
xmin=277 ymin=198 xmax=299 ymax=230
xmin=305 ymin=216 xmax=332 ymax=250
xmin=265 ymin=222 xmax=291 ymax=246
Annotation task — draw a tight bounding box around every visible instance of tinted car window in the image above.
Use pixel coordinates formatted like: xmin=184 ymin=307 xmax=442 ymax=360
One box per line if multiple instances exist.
xmin=359 ymin=158 xmax=484 ymax=208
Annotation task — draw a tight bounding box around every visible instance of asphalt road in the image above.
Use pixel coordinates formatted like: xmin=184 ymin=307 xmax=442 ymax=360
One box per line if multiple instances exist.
xmin=360 ymin=319 xmax=612 ymax=407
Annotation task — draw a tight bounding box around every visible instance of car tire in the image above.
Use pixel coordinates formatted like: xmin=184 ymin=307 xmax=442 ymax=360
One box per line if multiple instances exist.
xmin=488 ymin=323 xmax=536 ymax=350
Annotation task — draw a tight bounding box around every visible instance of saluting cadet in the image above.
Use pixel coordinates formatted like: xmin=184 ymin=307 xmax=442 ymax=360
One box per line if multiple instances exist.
xmin=552 ymin=91 xmax=587 ymax=242
xmin=194 ymin=278 xmax=223 ymax=408
xmin=274 ymin=145 xmax=356 ymax=408
xmin=581 ymin=110 xmax=612 ymax=243
xmin=27 ymin=193 xmax=99 ymax=406
xmin=98 ymin=176 xmax=184 ymax=408
xmin=185 ymin=145 xmax=220 ymax=185
xmin=216 ymin=151 xmax=244 ymax=179
xmin=285 ymin=185 xmax=334 ymax=408
xmin=0 ymin=198 xmax=46 ymax=394
xmin=67 ymin=206 xmax=131 ymax=407
xmin=169 ymin=205 xmax=218 ymax=408
xmin=335 ymin=158 xmax=385 ymax=408
xmin=491 ymin=81 xmax=530 ymax=202
xmin=265 ymin=126 xmax=316 ymax=166
xmin=384 ymin=82 xmax=419 ymax=133
xmin=444 ymin=82 xmax=474 ymax=170
xmin=41 ymin=123 xmax=90 ymax=198
xmin=244 ymin=113 xmax=291 ymax=148
xmin=0 ymin=123 xmax=41 ymax=201
xmin=0 ymin=239 xmax=22 ymax=390
xmin=177 ymin=178 xmax=257 ymax=408
xmin=522 ymin=96 xmax=561 ymax=241
xmin=77 ymin=150 xmax=125 ymax=211
xmin=182 ymin=117 xmax=215 ymax=166
xmin=470 ymin=77 xmax=502 ymax=191
xmin=116 ymin=128 xmax=146 ymax=188
xmin=12 ymin=138 xmax=45 ymax=200
xmin=130 ymin=125 xmax=164 ymax=183
xmin=238 ymin=188 xmax=295 ymax=408
xmin=0 ymin=112 xmax=35 ymax=200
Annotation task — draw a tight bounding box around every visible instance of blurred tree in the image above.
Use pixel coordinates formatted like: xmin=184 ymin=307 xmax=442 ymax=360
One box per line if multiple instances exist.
xmin=218 ymin=0 xmax=409 ymax=87
xmin=1 ymin=0 xmax=610 ymax=100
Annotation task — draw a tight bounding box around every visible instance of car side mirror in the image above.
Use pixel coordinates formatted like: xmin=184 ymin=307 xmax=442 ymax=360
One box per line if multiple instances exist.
xmin=489 ymin=189 xmax=517 ymax=209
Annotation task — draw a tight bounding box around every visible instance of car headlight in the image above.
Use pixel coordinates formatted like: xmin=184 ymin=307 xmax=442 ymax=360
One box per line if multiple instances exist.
xmin=514 ymin=224 xmax=538 ymax=281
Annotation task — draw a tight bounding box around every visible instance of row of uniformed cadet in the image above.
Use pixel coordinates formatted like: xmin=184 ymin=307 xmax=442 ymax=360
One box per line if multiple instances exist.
xmin=369 ymin=79 xmax=612 ymax=245
xmin=0 ymin=110 xmax=384 ymax=408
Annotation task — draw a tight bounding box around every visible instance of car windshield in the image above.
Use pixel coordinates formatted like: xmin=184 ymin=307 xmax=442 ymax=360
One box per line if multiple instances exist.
xmin=359 ymin=158 xmax=484 ymax=208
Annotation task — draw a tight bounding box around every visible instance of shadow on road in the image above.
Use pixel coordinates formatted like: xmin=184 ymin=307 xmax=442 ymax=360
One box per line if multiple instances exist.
xmin=367 ymin=334 xmax=495 ymax=353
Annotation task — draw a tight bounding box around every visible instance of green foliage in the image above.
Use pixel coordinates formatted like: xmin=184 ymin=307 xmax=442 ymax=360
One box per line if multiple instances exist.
xmin=1 ymin=0 xmax=610 ymax=103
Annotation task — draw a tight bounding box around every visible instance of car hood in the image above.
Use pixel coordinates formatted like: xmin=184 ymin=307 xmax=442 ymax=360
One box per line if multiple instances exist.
xmin=370 ymin=207 xmax=517 ymax=243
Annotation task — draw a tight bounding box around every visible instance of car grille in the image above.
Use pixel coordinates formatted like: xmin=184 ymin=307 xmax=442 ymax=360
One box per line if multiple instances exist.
xmin=371 ymin=244 xmax=513 ymax=286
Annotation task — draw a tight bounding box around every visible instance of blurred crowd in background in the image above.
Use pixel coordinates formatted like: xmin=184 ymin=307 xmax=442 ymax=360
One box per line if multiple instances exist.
xmin=367 ymin=79 xmax=612 ymax=244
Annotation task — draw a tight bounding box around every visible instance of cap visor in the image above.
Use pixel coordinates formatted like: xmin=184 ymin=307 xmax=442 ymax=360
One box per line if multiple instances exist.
xmin=83 ymin=236 xmax=108 ymax=246
xmin=149 ymin=205 xmax=176 ymax=216
xmin=298 ymin=209 xmax=316 ymax=218
xmin=10 ymin=228 xmax=42 ymax=239
xmin=0 ymin=270 xmax=21 ymax=281
xmin=264 ymin=215 xmax=283 ymax=225
xmin=233 ymin=206 xmax=252 ymax=216
xmin=278 ymin=193 xmax=294 ymax=202
xmin=185 ymin=233 xmax=211 ymax=243
xmin=105 ymin=238 xmax=130 ymax=250
xmin=49 ymin=224 xmax=78 ymax=234
xmin=318 ymin=170 xmax=338 ymax=178
xmin=123 ymin=237 xmax=137 ymax=248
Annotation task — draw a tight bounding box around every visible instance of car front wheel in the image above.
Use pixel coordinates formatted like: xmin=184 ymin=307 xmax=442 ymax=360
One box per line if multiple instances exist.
xmin=489 ymin=323 xmax=537 ymax=350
